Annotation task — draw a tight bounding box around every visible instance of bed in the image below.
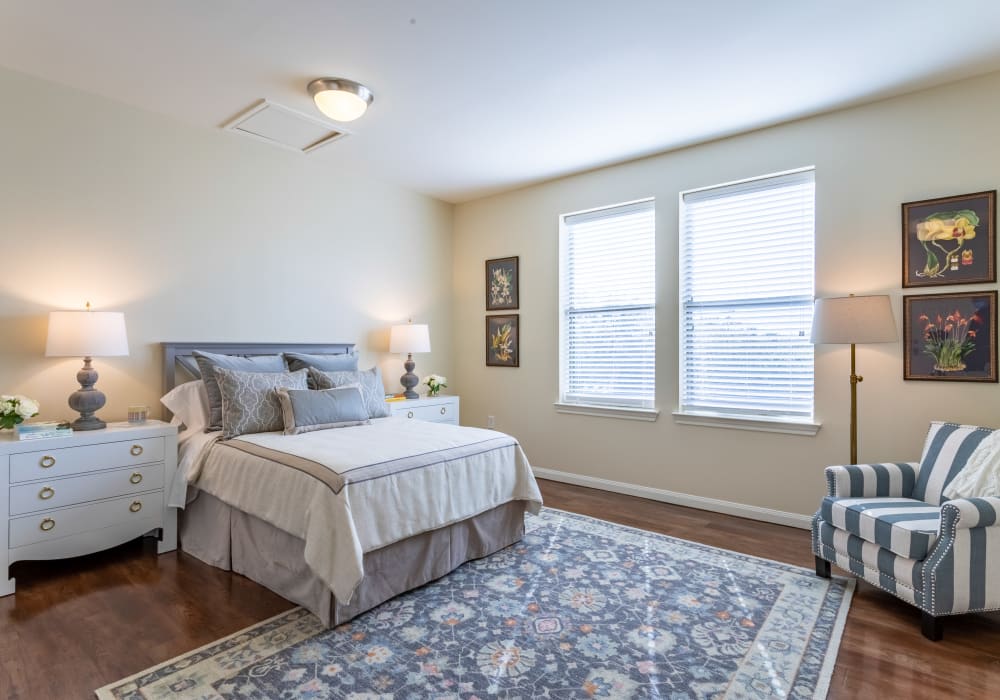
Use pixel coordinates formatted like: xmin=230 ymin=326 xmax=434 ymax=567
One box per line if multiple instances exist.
xmin=161 ymin=342 xmax=542 ymax=627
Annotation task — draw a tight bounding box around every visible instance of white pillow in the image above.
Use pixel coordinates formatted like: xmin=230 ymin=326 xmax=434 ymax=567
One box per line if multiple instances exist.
xmin=160 ymin=380 xmax=210 ymax=433
xmin=943 ymin=429 xmax=1000 ymax=500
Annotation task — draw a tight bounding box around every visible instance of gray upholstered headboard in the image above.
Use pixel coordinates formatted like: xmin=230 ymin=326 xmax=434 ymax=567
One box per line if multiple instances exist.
xmin=161 ymin=341 xmax=356 ymax=396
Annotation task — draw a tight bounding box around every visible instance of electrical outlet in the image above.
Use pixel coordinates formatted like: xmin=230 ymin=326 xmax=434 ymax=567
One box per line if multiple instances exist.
xmin=487 ymin=415 xmax=496 ymax=429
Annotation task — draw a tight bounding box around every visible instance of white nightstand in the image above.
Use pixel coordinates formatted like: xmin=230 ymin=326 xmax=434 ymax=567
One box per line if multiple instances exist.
xmin=388 ymin=395 xmax=460 ymax=425
xmin=0 ymin=420 xmax=178 ymax=596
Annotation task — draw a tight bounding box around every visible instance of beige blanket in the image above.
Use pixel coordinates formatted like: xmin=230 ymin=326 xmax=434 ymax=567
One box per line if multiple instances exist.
xmin=186 ymin=417 xmax=542 ymax=603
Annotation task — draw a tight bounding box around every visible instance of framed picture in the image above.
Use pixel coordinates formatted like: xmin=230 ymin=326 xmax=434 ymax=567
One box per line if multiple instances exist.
xmin=486 ymin=314 xmax=519 ymax=367
xmin=486 ymin=256 xmax=519 ymax=310
xmin=903 ymin=290 xmax=997 ymax=382
xmin=902 ymin=190 xmax=996 ymax=287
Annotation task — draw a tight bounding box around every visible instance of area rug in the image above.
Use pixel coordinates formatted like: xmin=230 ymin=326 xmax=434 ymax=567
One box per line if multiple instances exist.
xmin=96 ymin=508 xmax=853 ymax=699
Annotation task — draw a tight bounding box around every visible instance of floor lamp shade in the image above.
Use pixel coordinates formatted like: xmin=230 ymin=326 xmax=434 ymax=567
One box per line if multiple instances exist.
xmin=46 ymin=310 xmax=129 ymax=431
xmin=811 ymin=295 xmax=896 ymax=464
xmin=811 ymin=295 xmax=898 ymax=345
xmin=389 ymin=323 xmax=431 ymax=399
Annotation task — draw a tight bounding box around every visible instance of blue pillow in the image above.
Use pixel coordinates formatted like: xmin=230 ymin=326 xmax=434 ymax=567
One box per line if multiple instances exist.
xmin=283 ymin=351 xmax=359 ymax=373
xmin=192 ymin=350 xmax=286 ymax=431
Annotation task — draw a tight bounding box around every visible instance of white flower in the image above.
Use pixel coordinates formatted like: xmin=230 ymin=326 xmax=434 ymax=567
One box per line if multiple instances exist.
xmin=16 ymin=397 xmax=39 ymax=419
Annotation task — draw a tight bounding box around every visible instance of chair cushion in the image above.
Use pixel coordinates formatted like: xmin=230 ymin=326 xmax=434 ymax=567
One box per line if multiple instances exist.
xmin=913 ymin=422 xmax=994 ymax=505
xmin=820 ymin=496 xmax=941 ymax=560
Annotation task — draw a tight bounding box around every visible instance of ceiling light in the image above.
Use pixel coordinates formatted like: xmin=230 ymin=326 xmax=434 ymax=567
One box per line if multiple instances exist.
xmin=308 ymin=77 xmax=373 ymax=122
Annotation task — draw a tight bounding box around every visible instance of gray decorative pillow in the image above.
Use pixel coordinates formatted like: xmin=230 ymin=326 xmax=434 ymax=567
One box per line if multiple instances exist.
xmin=214 ymin=367 xmax=309 ymax=439
xmin=309 ymin=366 xmax=390 ymax=418
xmin=193 ymin=350 xmax=286 ymax=431
xmin=275 ymin=385 xmax=370 ymax=435
xmin=284 ymin=351 xmax=359 ymax=374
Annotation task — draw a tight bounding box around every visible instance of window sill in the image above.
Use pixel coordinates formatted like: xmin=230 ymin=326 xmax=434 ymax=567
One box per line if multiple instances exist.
xmin=554 ymin=402 xmax=660 ymax=422
xmin=672 ymin=411 xmax=821 ymax=436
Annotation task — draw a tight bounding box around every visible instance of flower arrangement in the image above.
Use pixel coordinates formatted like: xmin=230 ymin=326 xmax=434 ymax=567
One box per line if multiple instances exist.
xmin=423 ymin=374 xmax=448 ymax=397
xmin=920 ymin=308 xmax=980 ymax=372
xmin=490 ymin=268 xmax=514 ymax=307
xmin=1 ymin=395 xmax=40 ymax=430
xmin=490 ymin=323 xmax=513 ymax=362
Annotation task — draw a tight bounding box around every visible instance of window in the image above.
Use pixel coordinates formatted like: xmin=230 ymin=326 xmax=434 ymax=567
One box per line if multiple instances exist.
xmin=679 ymin=169 xmax=815 ymax=425
xmin=559 ymin=199 xmax=655 ymax=413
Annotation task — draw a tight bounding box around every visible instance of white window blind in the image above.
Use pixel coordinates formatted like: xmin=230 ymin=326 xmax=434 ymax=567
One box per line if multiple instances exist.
xmin=680 ymin=169 xmax=815 ymax=420
xmin=560 ymin=199 xmax=655 ymax=409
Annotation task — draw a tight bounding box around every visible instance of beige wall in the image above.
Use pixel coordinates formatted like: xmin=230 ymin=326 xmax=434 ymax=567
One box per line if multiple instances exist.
xmin=0 ymin=67 xmax=454 ymax=421
xmin=453 ymin=70 xmax=1000 ymax=518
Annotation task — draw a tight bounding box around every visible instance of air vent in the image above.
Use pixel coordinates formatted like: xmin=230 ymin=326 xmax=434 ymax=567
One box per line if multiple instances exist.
xmin=222 ymin=99 xmax=350 ymax=154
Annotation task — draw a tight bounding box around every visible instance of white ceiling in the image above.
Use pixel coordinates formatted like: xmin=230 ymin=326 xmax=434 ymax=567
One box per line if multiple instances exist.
xmin=2 ymin=1 xmax=1000 ymax=203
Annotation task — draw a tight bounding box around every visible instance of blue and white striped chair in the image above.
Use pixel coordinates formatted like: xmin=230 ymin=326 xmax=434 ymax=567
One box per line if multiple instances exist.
xmin=812 ymin=421 xmax=1000 ymax=640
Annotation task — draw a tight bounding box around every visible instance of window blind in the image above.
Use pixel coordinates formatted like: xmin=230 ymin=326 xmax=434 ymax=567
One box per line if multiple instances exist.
xmin=561 ymin=199 xmax=655 ymax=408
xmin=680 ymin=170 xmax=815 ymax=419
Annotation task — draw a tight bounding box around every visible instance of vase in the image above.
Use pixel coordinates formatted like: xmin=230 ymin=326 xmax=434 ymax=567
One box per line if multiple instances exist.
xmin=934 ymin=362 xmax=967 ymax=372
xmin=428 ymin=390 xmax=439 ymax=397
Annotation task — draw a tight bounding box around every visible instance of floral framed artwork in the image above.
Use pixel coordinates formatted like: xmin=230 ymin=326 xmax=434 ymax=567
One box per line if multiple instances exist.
xmin=903 ymin=290 xmax=997 ymax=382
xmin=486 ymin=256 xmax=519 ymax=310
xmin=902 ymin=190 xmax=996 ymax=287
xmin=486 ymin=314 xmax=519 ymax=367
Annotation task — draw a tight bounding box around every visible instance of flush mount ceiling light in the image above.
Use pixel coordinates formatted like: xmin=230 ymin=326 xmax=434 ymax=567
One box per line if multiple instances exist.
xmin=308 ymin=77 xmax=374 ymax=122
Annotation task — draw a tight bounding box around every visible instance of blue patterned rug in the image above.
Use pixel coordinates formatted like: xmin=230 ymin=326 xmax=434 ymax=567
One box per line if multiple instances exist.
xmin=97 ymin=508 xmax=852 ymax=699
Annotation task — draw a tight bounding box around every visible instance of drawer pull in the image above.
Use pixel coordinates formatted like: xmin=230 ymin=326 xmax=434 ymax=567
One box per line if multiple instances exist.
xmin=130 ymin=445 xmax=144 ymax=457
xmin=38 ymin=486 xmax=55 ymax=500
xmin=40 ymin=455 xmax=56 ymax=468
xmin=129 ymin=472 xmax=143 ymax=485
xmin=440 ymin=407 xmax=447 ymax=415
xmin=129 ymin=501 xmax=143 ymax=513
xmin=40 ymin=518 xmax=55 ymax=532
xmin=407 ymin=411 xmax=414 ymax=419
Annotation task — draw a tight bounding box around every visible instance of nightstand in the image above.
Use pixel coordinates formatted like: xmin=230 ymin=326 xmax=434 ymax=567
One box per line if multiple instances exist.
xmin=0 ymin=420 xmax=178 ymax=596
xmin=388 ymin=395 xmax=460 ymax=425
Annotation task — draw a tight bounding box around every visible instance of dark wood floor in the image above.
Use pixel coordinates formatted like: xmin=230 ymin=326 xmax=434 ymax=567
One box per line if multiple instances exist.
xmin=2 ymin=479 xmax=999 ymax=699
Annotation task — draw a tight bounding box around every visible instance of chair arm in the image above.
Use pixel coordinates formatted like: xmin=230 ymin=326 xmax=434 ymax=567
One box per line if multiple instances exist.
xmin=824 ymin=462 xmax=920 ymax=498
xmin=939 ymin=497 xmax=1000 ymax=532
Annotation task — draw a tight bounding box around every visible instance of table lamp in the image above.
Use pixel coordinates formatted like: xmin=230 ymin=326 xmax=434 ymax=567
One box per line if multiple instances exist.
xmin=811 ymin=294 xmax=896 ymax=463
xmin=389 ymin=321 xmax=431 ymax=399
xmin=45 ymin=303 xmax=129 ymax=430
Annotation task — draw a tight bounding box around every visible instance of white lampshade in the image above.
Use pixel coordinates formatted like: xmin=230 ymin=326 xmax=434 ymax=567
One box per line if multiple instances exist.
xmin=389 ymin=323 xmax=431 ymax=354
xmin=46 ymin=310 xmax=129 ymax=357
xmin=308 ymin=78 xmax=374 ymax=122
xmin=811 ymin=295 xmax=897 ymax=345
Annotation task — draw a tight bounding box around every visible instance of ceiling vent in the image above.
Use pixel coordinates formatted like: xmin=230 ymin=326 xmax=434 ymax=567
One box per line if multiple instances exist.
xmin=222 ymin=99 xmax=349 ymax=154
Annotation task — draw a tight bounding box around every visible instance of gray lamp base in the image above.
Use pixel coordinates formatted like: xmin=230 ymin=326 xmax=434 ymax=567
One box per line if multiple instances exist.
xmin=68 ymin=357 xmax=108 ymax=431
xmin=400 ymin=354 xmax=419 ymax=400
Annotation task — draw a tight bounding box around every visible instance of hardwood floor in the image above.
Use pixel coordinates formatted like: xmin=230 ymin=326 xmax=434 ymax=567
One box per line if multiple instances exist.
xmin=1 ymin=478 xmax=998 ymax=698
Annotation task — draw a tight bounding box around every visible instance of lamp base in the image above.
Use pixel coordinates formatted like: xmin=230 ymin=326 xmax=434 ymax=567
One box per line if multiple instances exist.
xmin=68 ymin=357 xmax=108 ymax=431
xmin=400 ymin=354 xmax=419 ymax=400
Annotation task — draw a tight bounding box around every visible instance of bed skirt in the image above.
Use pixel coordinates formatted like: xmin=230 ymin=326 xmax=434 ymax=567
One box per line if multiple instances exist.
xmin=179 ymin=492 xmax=527 ymax=626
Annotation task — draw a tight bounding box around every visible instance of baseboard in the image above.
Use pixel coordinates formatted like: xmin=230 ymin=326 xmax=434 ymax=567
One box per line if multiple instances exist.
xmin=531 ymin=466 xmax=812 ymax=530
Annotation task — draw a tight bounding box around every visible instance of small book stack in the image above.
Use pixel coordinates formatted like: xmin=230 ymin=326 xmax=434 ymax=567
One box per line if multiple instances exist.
xmin=15 ymin=420 xmax=73 ymax=441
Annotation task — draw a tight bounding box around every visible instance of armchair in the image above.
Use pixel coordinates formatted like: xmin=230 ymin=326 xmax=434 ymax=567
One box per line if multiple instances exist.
xmin=812 ymin=422 xmax=1000 ymax=640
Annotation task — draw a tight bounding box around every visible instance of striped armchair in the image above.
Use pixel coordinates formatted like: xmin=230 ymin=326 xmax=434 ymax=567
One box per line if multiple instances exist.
xmin=812 ymin=421 xmax=1000 ymax=640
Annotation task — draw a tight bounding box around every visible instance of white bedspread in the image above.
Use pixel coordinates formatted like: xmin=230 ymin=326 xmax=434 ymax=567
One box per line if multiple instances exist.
xmin=181 ymin=417 xmax=542 ymax=603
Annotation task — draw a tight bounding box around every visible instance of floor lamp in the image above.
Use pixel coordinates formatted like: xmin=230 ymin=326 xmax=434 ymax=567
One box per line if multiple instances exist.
xmin=811 ymin=295 xmax=897 ymax=464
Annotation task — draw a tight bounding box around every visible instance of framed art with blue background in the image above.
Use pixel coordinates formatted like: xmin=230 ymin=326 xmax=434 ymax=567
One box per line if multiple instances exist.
xmin=903 ymin=290 xmax=997 ymax=382
xmin=902 ymin=190 xmax=996 ymax=288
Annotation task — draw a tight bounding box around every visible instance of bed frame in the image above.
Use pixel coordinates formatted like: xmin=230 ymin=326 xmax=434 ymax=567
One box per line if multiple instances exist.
xmin=159 ymin=341 xmax=526 ymax=627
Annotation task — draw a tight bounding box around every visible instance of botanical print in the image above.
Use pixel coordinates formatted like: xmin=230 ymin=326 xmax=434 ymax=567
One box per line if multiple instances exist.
xmin=902 ymin=191 xmax=996 ymax=287
xmin=904 ymin=291 xmax=997 ymax=382
xmin=98 ymin=509 xmax=853 ymax=700
xmin=486 ymin=256 xmax=519 ymax=310
xmin=486 ymin=314 xmax=519 ymax=367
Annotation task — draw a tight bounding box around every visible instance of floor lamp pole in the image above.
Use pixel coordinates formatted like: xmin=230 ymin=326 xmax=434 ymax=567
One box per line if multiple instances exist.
xmin=849 ymin=342 xmax=862 ymax=464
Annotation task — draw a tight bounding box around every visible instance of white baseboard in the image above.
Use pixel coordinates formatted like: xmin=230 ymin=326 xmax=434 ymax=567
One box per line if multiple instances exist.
xmin=531 ymin=466 xmax=812 ymax=530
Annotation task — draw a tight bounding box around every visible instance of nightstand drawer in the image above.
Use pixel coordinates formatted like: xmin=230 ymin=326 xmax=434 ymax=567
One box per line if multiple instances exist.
xmin=9 ymin=437 xmax=165 ymax=483
xmin=9 ymin=491 xmax=162 ymax=549
xmin=9 ymin=463 xmax=165 ymax=516
xmin=398 ymin=403 xmax=457 ymax=424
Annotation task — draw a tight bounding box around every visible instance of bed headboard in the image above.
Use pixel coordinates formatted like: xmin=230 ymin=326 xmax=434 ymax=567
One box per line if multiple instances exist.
xmin=161 ymin=341 xmax=356 ymax=395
